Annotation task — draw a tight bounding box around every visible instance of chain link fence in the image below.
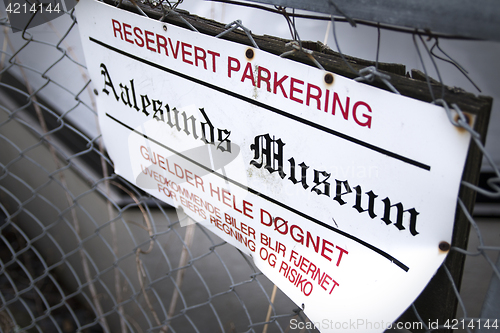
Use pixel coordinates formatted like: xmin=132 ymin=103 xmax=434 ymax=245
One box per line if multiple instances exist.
xmin=0 ymin=0 xmax=499 ymax=332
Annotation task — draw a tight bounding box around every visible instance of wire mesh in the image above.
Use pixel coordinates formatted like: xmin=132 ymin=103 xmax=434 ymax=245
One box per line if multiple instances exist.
xmin=0 ymin=1 xmax=499 ymax=333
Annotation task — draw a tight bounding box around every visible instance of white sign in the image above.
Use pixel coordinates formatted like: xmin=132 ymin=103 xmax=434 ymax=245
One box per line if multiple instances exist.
xmin=76 ymin=1 xmax=471 ymax=331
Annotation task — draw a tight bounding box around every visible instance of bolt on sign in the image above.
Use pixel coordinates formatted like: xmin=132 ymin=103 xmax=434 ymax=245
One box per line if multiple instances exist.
xmin=77 ymin=0 xmax=473 ymax=331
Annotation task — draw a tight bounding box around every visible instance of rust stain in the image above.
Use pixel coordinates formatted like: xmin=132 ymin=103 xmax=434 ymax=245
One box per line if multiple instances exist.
xmin=438 ymin=241 xmax=451 ymax=253
xmin=324 ymin=72 xmax=334 ymax=85
xmin=454 ymin=112 xmax=475 ymax=133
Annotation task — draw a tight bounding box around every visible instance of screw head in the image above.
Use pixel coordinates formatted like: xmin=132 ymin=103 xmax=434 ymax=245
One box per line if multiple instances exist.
xmin=93 ymin=89 xmax=98 ymax=96
xmin=324 ymin=73 xmax=334 ymax=84
xmin=245 ymin=48 xmax=254 ymax=60
xmin=439 ymin=241 xmax=451 ymax=252
xmin=163 ymin=24 xmax=167 ymax=32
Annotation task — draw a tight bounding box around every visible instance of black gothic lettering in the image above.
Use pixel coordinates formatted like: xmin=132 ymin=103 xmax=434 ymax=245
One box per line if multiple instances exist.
xmin=352 ymin=186 xmax=377 ymax=219
xmin=119 ymin=83 xmax=132 ymax=107
xmin=311 ymin=170 xmax=330 ymax=196
xmin=100 ymin=63 xmax=119 ymax=101
xmin=199 ymin=107 xmax=215 ymax=145
xmin=140 ymin=94 xmax=150 ymax=116
xmin=217 ymin=129 xmax=231 ymax=152
xmin=98 ymin=63 xmax=232 ymax=155
xmin=288 ymin=158 xmax=309 ymax=189
xmin=181 ymin=111 xmax=197 ymax=138
xmin=381 ymin=198 xmax=419 ymax=236
xmin=152 ymin=100 xmax=164 ymax=122
xmin=333 ymin=180 xmax=352 ymax=205
xmin=250 ymin=134 xmax=286 ymax=179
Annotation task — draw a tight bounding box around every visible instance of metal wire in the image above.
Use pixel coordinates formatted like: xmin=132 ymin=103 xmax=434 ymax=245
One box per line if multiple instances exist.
xmin=0 ymin=1 xmax=498 ymax=333
xmin=206 ymin=0 xmax=482 ymax=40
